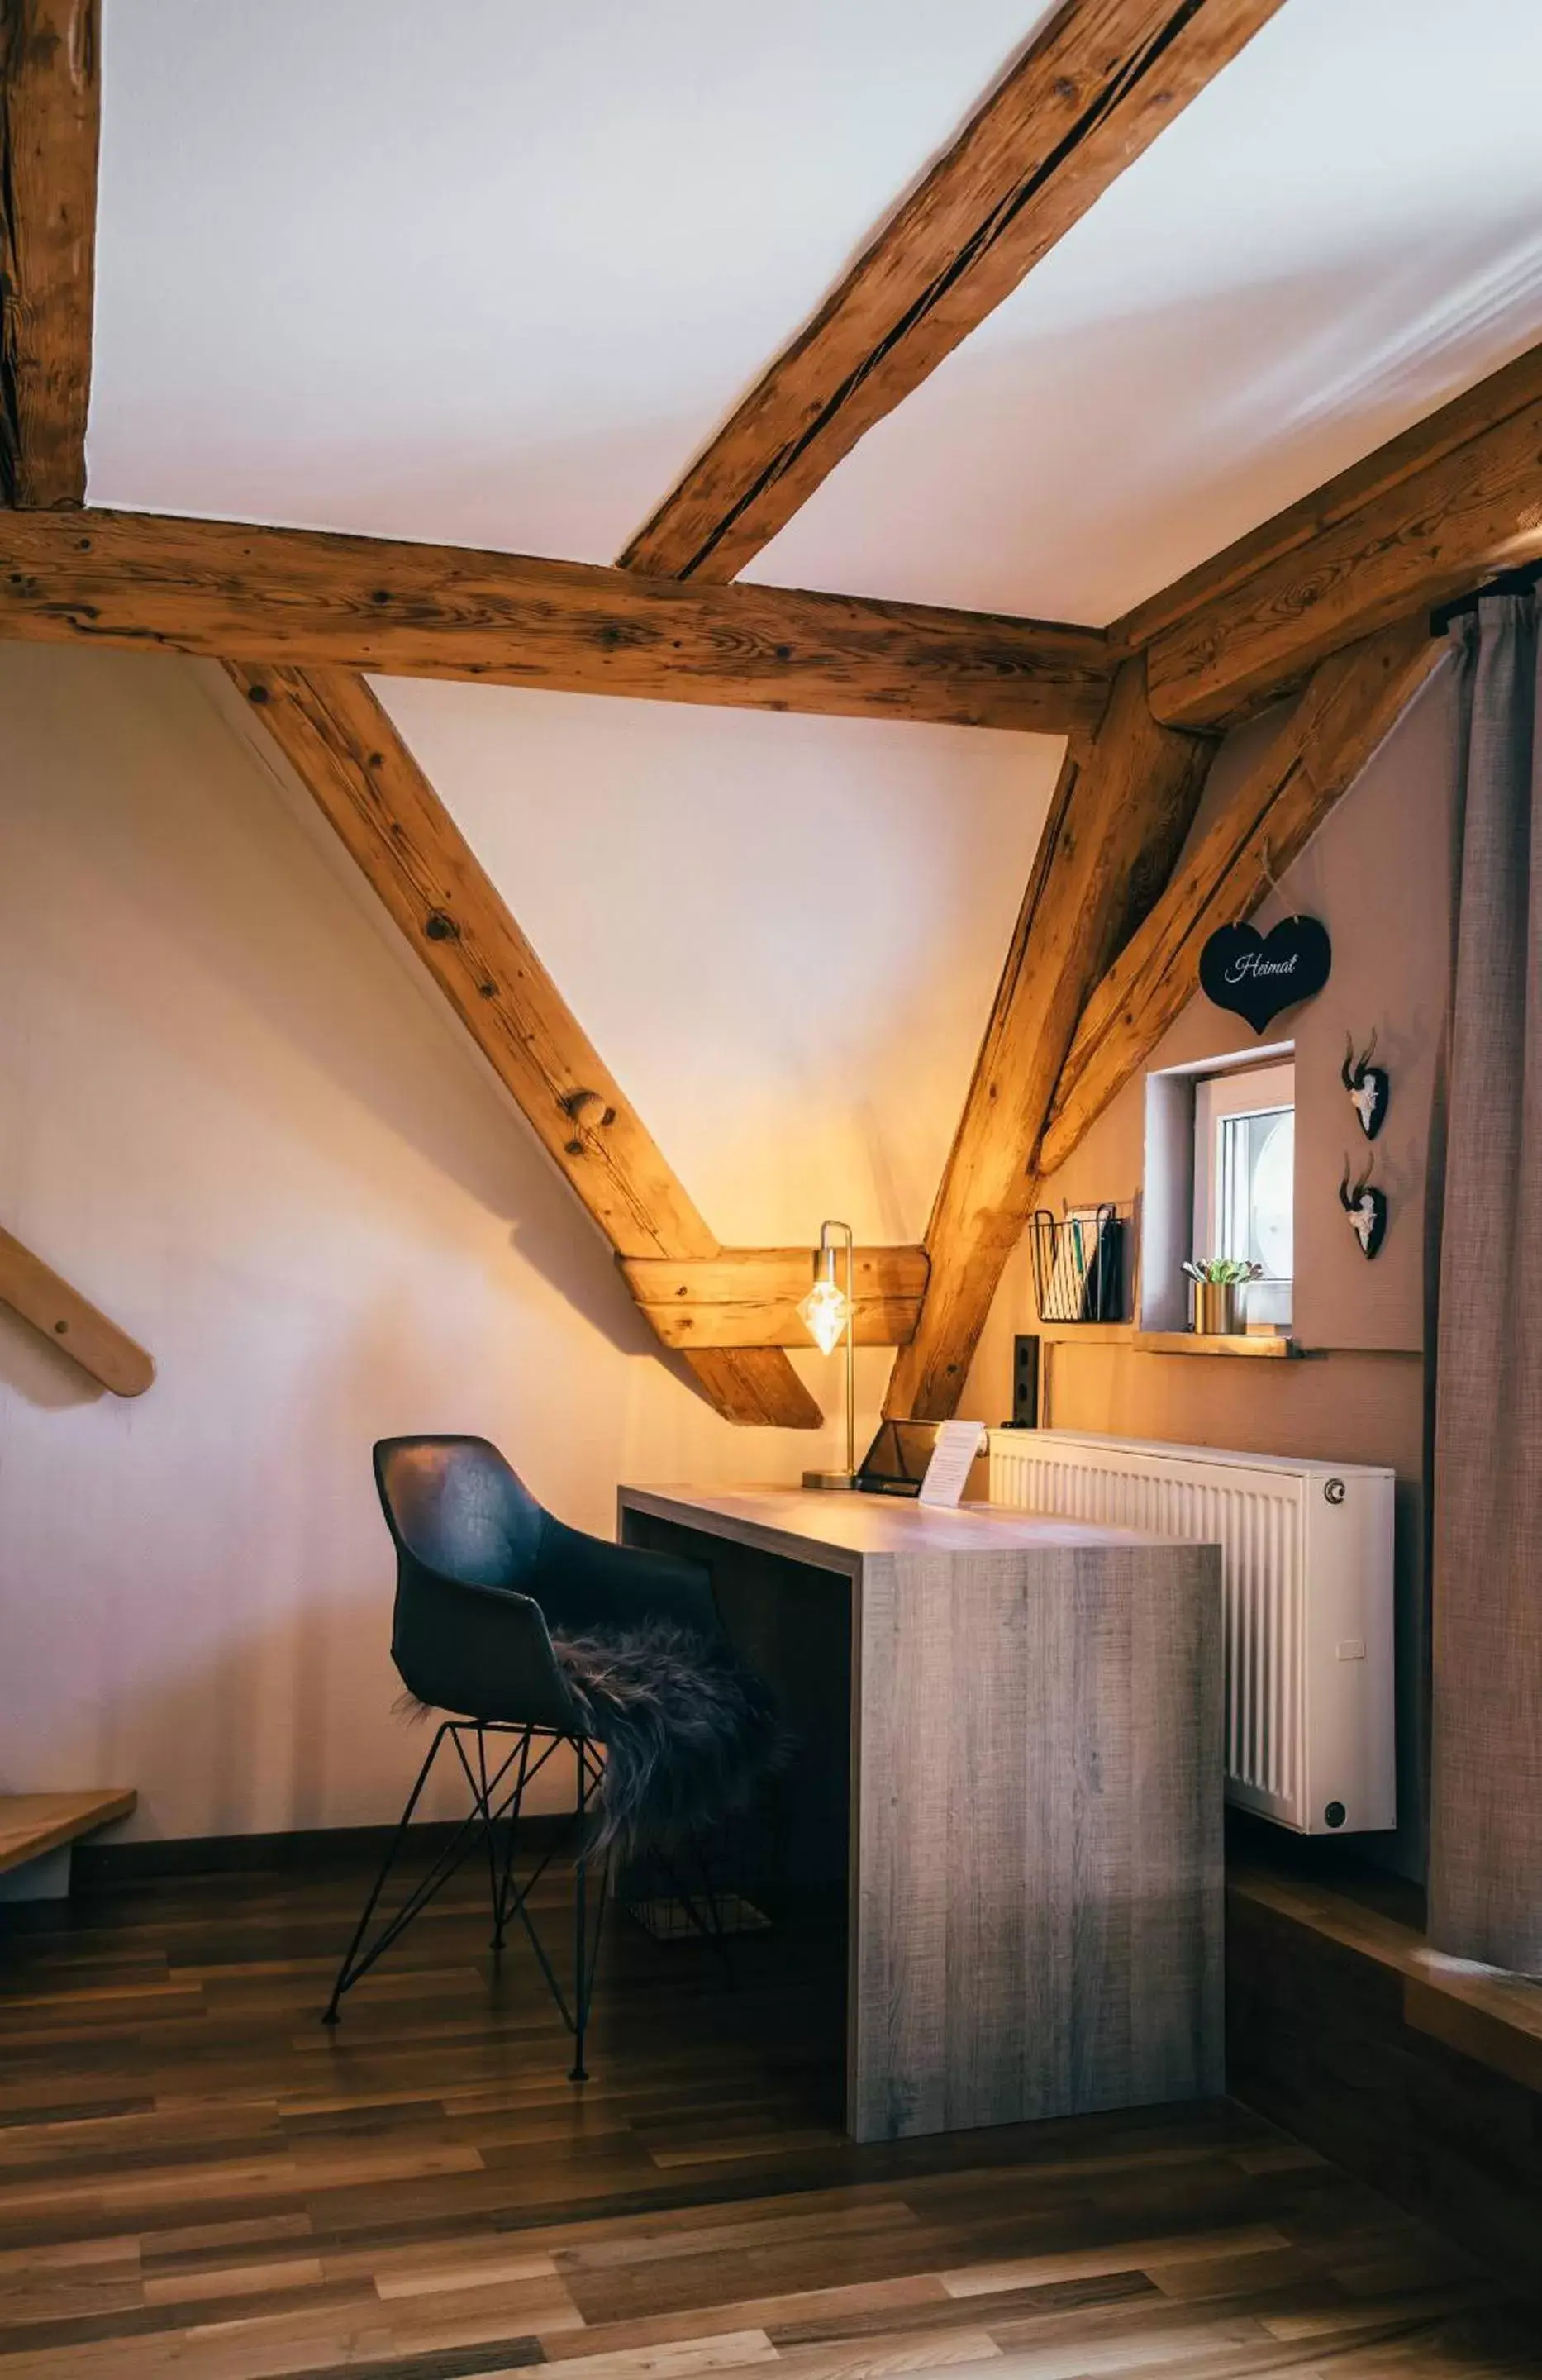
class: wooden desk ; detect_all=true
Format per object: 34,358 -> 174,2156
618,1486 -> 1223,2143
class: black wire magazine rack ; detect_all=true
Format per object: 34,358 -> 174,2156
1028,1202 -> 1126,1323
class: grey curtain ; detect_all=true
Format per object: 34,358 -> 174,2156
1430,592 -> 1542,1972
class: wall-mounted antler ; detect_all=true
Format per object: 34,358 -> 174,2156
1339,1151 -> 1387,1259
1342,1031 -> 1389,1140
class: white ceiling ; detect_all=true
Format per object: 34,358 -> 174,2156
88,0 -> 1048,567
90,0 -> 1542,626
746,0 -> 1542,623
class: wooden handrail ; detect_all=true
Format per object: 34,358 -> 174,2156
0,1226 -> 155,1397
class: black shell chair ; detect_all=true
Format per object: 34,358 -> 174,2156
323,1435 -> 716,2078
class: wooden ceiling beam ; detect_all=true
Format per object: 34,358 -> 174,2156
621,1247 -> 928,1349
885,655 -> 1215,1421
0,505 -> 1112,733
1040,616 -> 1444,1175
229,662 -> 821,1430
1125,340 -> 1542,727
621,0 -> 1286,584
0,0 -> 98,507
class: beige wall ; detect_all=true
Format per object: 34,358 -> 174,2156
0,644 -> 1059,1841
964,658 -> 1457,1875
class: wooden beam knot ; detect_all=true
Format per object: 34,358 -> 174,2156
563,1088 -> 614,1153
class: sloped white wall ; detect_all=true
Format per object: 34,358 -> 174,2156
0,644 -> 1056,1840
374,679 -> 1057,1246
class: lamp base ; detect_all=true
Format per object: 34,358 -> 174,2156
802,1468 -> 857,1491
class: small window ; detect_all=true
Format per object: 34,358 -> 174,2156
1193,1061 -> 1294,1326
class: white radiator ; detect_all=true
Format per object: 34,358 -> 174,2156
988,1429 -> 1396,1835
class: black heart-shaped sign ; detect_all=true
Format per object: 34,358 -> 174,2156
1199,916 -> 1331,1035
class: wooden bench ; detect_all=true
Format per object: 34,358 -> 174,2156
0,1790 -> 137,1880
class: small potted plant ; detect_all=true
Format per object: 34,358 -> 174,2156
1183,1258 -> 1262,1336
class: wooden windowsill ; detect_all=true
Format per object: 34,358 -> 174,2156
1032,1322 -> 1294,1358
1135,1330 -> 1295,1359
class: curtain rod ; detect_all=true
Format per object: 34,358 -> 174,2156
1430,560 -> 1542,635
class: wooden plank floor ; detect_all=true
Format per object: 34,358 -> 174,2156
0,1852 -> 1538,2380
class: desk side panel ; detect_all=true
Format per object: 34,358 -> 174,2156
852,1542 -> 1221,2141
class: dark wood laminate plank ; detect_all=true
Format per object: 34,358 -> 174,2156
0,2271 -> 368,2356
0,1860 -> 1536,2378
0,2098 -> 155,2130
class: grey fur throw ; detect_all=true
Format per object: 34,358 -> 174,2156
552,1621 -> 787,1852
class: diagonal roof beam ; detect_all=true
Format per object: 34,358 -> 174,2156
621,0 -> 1285,583
1124,338 -> 1542,726
1,0 -> 98,507
1039,616 -> 1444,1173
885,654 -> 1215,1421
228,663 -> 821,1430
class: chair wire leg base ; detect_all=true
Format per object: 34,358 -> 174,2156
321,1721 -> 605,2082
322,1721 -> 455,2026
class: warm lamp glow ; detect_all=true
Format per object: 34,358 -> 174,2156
797,1274 -> 851,1358
800,1221 -> 857,1491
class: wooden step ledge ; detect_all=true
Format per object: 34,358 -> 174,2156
0,1790 -> 138,1877
1230,1863 -> 1542,2096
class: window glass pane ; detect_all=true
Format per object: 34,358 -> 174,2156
1250,1109 -> 1293,1277
1216,1104 -> 1292,1279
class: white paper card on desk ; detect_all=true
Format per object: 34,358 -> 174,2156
918,1420 -> 988,1508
